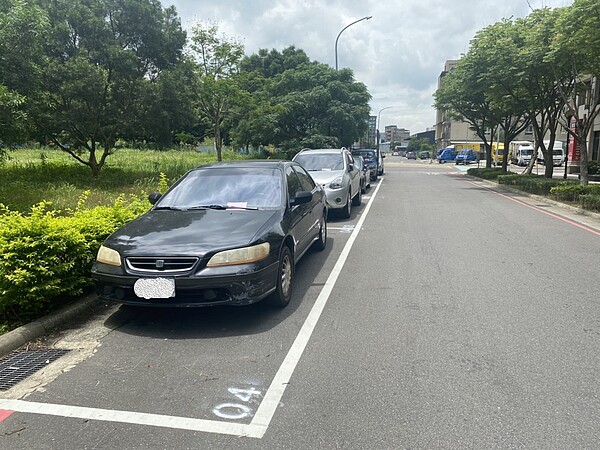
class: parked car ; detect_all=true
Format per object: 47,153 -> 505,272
406,151 -> 416,160
455,149 -> 477,164
375,148 -> 385,175
91,160 -> 328,309
419,151 -> 431,160
352,155 -> 371,193
293,148 -> 361,218
351,149 -> 379,181
437,147 -> 457,163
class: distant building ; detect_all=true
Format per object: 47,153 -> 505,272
412,130 -> 435,145
384,125 -> 410,145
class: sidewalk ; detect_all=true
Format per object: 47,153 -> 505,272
0,294 -> 101,358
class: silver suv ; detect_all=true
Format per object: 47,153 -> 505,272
292,148 -> 361,218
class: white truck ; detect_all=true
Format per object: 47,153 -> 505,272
537,140 -> 565,166
509,141 -> 535,166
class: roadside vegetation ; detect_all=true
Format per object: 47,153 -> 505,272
467,167 -> 600,213
434,0 -> 600,185
0,148 -> 252,334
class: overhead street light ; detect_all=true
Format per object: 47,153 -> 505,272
335,15 -> 372,70
376,106 -> 397,151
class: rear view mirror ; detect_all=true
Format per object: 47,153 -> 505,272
291,191 -> 313,206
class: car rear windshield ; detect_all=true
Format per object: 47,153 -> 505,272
352,151 -> 375,161
294,153 -> 344,171
156,167 -> 283,209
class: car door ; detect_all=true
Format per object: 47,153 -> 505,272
285,164 -> 313,259
345,151 -> 360,197
293,164 -> 323,244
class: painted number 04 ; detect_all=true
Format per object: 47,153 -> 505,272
213,387 -> 262,420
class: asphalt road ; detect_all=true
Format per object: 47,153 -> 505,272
1,160 -> 599,449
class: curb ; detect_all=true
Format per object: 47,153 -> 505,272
0,294 -> 99,358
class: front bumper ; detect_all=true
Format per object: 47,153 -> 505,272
91,261 -> 279,307
321,185 -> 351,210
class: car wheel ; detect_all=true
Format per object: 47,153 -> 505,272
268,245 -> 293,307
361,181 -> 366,194
314,212 -> 327,251
352,187 -> 361,206
341,192 -> 352,218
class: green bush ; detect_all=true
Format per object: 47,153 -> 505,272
549,184 -> 585,201
0,193 -> 148,323
497,174 -> 572,195
580,194 -> 600,211
466,167 -> 504,180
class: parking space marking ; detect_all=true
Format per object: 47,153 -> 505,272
0,178 -> 386,439
249,177 -> 384,436
0,399 -> 264,437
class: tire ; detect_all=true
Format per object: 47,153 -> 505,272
340,192 -> 352,218
361,181 -> 366,194
313,212 -> 327,251
268,246 -> 293,307
352,187 -> 361,206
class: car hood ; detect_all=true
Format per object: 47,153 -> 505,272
104,209 -> 280,256
308,170 -> 344,185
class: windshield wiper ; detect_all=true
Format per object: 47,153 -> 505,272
153,206 -> 186,211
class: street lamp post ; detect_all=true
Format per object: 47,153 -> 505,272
377,106 -> 395,151
335,15 -> 372,70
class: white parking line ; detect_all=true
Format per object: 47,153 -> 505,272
0,178 -> 386,438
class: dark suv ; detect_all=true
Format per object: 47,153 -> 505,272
351,149 -> 379,181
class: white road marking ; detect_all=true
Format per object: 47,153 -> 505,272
0,177 -> 386,438
249,176 -> 384,436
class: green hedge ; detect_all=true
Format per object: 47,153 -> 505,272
466,167 -> 504,180
0,192 -> 149,323
497,174 -> 577,195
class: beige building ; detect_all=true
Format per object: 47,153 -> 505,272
384,125 -> 411,145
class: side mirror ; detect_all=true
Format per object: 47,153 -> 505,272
148,192 -> 162,205
291,190 -> 313,206
348,163 -> 354,171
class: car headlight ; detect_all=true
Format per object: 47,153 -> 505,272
329,176 -> 343,189
207,242 -> 270,267
96,245 -> 122,266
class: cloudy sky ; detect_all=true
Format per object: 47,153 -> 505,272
169,0 -> 573,135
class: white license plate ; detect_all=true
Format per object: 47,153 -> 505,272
133,277 -> 175,299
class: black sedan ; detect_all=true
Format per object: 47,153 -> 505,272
91,160 -> 328,308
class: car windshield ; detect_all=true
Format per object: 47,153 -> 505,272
353,151 -> 375,161
553,149 -> 563,156
294,153 -> 344,171
156,167 -> 283,210
522,149 -> 534,155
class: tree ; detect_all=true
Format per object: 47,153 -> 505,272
434,56 -> 497,168
466,19 -> 532,174
0,0 -> 49,148
237,48 -> 371,154
9,0 -> 186,176
551,0 -> 600,186
189,23 -> 245,161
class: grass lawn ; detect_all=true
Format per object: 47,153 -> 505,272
1,147 -> 255,212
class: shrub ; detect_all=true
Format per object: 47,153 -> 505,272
497,174 -> 570,195
550,184 -> 585,201
0,193 -> 148,323
466,167 -> 504,180
580,194 -> 600,212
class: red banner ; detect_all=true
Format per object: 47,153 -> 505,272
568,117 -> 580,162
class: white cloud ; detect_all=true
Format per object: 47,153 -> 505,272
169,0 -> 573,133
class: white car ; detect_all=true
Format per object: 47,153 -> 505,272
293,148 -> 362,219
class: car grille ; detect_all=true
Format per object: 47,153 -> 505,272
125,257 -> 199,273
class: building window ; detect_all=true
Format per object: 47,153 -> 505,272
592,131 -> 600,162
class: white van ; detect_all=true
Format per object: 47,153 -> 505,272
538,140 -> 565,166
509,141 -> 535,166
